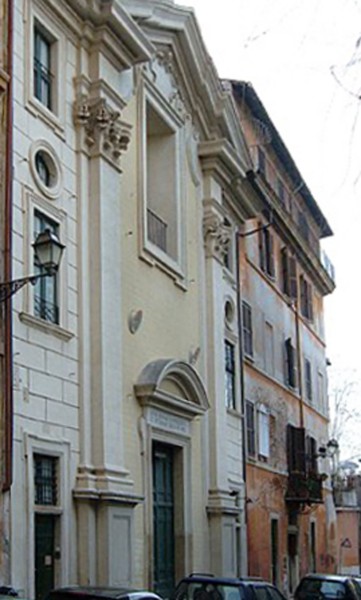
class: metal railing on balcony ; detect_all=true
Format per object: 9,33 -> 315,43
147,208 -> 168,253
285,471 -> 324,504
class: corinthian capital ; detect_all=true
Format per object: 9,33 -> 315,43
203,212 -> 232,262
74,96 -> 131,169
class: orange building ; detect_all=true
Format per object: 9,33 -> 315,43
229,81 -> 337,594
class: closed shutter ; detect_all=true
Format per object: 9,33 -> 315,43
287,425 -> 306,473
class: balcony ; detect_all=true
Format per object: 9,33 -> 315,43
285,471 -> 324,505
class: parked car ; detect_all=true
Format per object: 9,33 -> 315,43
172,573 -> 287,600
294,574 -> 361,600
45,587 -> 164,600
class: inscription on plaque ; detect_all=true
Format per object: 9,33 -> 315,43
147,408 -> 190,435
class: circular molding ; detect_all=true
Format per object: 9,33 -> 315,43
29,140 -> 63,199
224,297 -> 236,330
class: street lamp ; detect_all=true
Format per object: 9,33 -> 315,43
0,229 -> 65,303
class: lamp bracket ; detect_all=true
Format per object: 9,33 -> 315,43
0,271 -> 52,303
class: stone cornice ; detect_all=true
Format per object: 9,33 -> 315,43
61,0 -> 154,68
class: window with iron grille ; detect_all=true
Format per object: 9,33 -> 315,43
34,454 -> 58,505
225,341 -> 236,410
305,358 -> 313,402
246,401 -> 256,457
242,301 -> 253,358
33,210 -> 60,324
34,23 -> 53,110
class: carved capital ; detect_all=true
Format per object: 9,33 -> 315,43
73,96 -> 131,169
203,213 -> 232,262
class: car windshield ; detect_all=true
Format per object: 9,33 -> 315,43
297,579 -> 348,599
173,582 -> 244,600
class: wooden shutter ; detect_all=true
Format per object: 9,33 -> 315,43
287,425 -> 306,473
281,247 -> 289,295
285,338 -> 296,388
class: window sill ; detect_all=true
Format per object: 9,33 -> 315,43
140,242 -> 187,290
19,312 -> 74,341
26,97 -> 65,140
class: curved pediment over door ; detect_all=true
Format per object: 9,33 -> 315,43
134,359 -> 209,419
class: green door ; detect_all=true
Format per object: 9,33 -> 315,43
35,514 -> 56,600
153,443 -> 175,598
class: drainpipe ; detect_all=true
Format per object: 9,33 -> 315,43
4,0 -> 14,492
235,228 -> 248,576
293,299 -> 304,429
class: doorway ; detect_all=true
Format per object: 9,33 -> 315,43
35,514 -> 57,600
152,442 -> 175,598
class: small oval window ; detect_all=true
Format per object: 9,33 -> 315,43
35,150 -> 56,188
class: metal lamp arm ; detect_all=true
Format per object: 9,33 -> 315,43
0,271 -> 52,303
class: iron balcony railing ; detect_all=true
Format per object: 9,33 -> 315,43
147,207 -> 167,253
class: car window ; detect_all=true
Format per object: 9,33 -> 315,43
252,587 -> 270,600
297,579 -> 347,600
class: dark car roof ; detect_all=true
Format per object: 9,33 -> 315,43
299,574 -> 356,583
179,576 -> 268,585
47,587 -> 162,600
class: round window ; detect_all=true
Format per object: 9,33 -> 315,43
29,141 -> 63,199
225,299 -> 235,328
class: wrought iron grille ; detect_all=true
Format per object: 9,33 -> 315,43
34,455 -> 58,506
147,208 -> 167,253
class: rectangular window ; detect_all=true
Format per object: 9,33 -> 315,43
34,454 -> 58,506
34,23 -> 53,110
305,435 -> 318,474
298,211 -> 309,243
281,247 -> 297,299
285,338 -> 297,389
246,401 -> 256,457
300,275 -> 313,320
146,102 -> 178,262
225,341 -> 236,410
258,405 -> 270,459
33,210 -> 59,324
258,147 -> 266,177
277,178 -> 285,205
242,301 -> 253,358
305,358 -> 313,402
259,225 -> 275,278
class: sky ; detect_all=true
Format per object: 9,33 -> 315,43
180,0 -> 361,458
